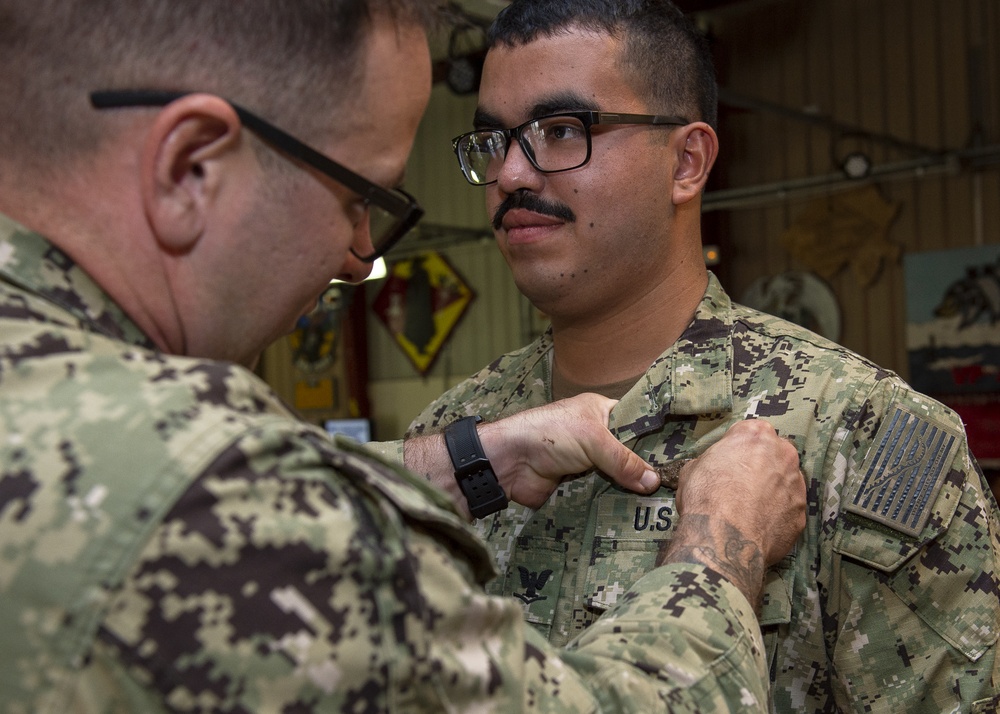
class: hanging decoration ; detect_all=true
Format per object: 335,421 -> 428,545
741,271 -> 842,342
372,251 -> 475,375
780,185 -> 901,287
259,283 -> 358,421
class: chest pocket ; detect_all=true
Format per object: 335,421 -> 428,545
759,567 -> 794,627
499,536 -> 567,636
583,492 -> 677,613
582,490 -> 795,660
759,563 -> 795,684
834,465 -> 999,662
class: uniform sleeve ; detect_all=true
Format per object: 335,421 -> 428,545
84,423 -> 770,713
828,383 -> 1000,711
556,564 -> 770,712
364,438 -> 404,464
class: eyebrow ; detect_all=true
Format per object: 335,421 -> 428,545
474,92 -> 601,130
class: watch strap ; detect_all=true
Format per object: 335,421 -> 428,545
443,416 -> 509,519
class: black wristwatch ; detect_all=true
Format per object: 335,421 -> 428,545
443,416 -> 509,519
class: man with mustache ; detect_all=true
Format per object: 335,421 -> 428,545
385,0 -> 1000,711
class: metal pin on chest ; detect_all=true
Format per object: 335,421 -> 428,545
652,460 -> 692,490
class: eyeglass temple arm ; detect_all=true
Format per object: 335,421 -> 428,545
90,90 -> 412,215
594,112 -> 690,126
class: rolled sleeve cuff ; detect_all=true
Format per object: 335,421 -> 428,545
567,563 -> 769,712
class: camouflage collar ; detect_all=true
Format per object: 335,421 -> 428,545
0,213 -> 156,348
609,273 -> 735,440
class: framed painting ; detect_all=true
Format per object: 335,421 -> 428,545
904,245 -> 1000,465
371,251 -> 476,375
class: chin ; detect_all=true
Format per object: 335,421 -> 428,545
242,353 -> 262,371
517,285 -> 568,319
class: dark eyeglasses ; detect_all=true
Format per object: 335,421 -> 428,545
90,90 -> 424,262
452,111 -> 690,186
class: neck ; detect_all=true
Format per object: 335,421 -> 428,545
0,176 -> 182,356
550,266 -> 708,387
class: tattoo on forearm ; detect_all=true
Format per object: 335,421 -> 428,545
660,513 -> 765,606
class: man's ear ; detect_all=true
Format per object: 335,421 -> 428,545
671,123 -> 719,206
140,94 -> 244,253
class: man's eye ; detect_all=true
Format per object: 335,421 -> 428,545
543,123 -> 584,141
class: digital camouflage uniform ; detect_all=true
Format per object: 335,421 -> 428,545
0,214 -> 775,713
402,273 -> 1000,713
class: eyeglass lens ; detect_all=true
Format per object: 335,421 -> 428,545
458,115 -> 591,185
363,203 -> 407,260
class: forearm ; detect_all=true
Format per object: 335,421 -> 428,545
402,432 -> 469,513
659,512 -> 767,608
366,435 -> 473,518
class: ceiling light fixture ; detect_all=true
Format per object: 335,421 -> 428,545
841,151 -> 872,180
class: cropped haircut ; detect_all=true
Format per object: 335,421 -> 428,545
0,0 -> 444,166
487,0 -> 718,129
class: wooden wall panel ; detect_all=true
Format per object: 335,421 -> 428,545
405,86 -> 486,229
710,0 -> 999,377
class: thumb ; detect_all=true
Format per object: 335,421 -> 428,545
596,442 -> 660,493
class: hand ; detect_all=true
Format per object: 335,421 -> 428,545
477,393 -> 661,509
661,419 -> 806,606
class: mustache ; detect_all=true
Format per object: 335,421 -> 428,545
491,192 -> 576,231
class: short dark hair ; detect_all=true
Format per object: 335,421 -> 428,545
487,0 -> 717,128
0,0 -> 444,165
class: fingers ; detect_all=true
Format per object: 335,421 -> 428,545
478,393 -> 661,507
560,394 -> 659,493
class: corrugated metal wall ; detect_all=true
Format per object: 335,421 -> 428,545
711,0 -> 999,373
360,0 -> 1000,439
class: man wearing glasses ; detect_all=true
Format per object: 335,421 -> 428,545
0,0 -> 811,711
394,0 -> 1000,712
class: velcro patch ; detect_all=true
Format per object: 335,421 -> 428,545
845,406 -> 959,537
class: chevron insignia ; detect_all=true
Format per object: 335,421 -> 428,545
845,406 -> 959,537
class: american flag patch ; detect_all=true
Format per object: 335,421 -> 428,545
845,406 -> 959,537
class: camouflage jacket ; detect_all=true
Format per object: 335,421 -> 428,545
0,216 -> 775,713
406,273 -> 1000,713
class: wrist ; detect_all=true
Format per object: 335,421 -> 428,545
659,512 -> 766,608
443,416 -> 509,519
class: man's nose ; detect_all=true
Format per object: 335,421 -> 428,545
495,137 -> 544,193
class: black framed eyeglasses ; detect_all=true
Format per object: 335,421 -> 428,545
90,89 -> 424,262
451,111 -> 690,186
